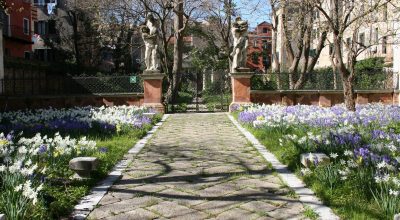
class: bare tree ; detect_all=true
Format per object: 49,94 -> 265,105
313,0 -> 398,110
268,0 -> 328,90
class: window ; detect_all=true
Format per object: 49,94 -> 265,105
375,28 -> 379,44
2,13 -> 10,36
35,21 -> 47,35
383,3 -> 388,21
262,28 -> 269,33
24,52 -> 31,60
383,36 -> 387,54
34,49 -> 54,61
262,40 -> 268,50
346,37 -> 351,47
329,43 -> 334,55
309,49 -> 317,57
48,20 -> 56,34
312,28 -> 319,40
34,0 -> 46,6
313,10 -> 320,20
23,18 -> 29,35
359,33 -> 365,46
253,40 -> 257,47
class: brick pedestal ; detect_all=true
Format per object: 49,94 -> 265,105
230,70 -> 254,112
142,71 -> 165,113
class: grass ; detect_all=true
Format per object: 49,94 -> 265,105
233,114 -> 387,220
303,206 -> 319,220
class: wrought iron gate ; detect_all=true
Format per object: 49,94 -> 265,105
166,71 -> 231,113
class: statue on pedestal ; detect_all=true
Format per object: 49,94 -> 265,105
231,17 -> 249,72
141,14 -> 160,72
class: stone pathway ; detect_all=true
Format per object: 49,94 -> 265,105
88,113 -> 307,220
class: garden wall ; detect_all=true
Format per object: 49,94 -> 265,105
0,93 -> 144,111
251,90 -> 398,106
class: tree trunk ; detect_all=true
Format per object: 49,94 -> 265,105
333,31 -> 356,111
342,73 -> 356,111
171,1 -> 184,103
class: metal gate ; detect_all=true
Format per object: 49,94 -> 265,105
166,71 -> 231,113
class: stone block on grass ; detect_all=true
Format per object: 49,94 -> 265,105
69,157 -> 99,178
0,214 -> 6,220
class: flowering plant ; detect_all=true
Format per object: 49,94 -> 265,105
237,103 -> 400,218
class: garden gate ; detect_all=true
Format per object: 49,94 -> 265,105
166,71 -> 231,113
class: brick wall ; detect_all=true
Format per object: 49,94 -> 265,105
251,90 -> 398,106
0,94 -> 144,111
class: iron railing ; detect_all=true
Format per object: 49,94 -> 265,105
0,75 -> 143,96
251,70 -> 397,91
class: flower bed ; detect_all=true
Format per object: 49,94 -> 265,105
234,104 -> 400,219
0,106 -> 161,219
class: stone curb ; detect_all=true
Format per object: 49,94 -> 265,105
227,114 -> 340,220
70,114 -> 170,220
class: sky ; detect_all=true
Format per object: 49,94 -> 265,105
235,0 -> 271,28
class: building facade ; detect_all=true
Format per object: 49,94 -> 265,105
3,0 -> 34,59
32,0 -> 59,62
247,22 -> 272,73
273,1 -> 400,74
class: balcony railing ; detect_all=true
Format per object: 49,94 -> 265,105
3,25 -> 33,43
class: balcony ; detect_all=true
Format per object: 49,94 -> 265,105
3,25 -> 33,44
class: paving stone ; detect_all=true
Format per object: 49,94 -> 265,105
102,208 -> 159,220
89,196 -> 162,218
215,208 -> 259,220
88,113 -> 305,219
147,201 -> 205,219
192,200 -> 239,215
240,201 -> 278,213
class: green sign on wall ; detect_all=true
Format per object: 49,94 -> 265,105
130,76 -> 137,84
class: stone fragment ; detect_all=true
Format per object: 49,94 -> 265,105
69,157 -> 99,178
0,214 -> 6,220
143,112 -> 156,118
300,153 -> 330,167
394,213 -> 400,220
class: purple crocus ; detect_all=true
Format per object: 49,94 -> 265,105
99,147 -> 108,153
38,144 -> 47,154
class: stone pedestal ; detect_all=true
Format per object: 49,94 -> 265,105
142,70 -> 165,113
230,68 -> 254,112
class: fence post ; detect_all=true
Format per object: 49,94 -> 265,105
0,19 -> 4,94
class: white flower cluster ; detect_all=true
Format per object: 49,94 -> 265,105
0,131 -> 97,205
0,105 -> 148,127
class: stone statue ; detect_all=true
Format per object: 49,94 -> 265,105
231,17 -> 249,72
141,14 -> 160,71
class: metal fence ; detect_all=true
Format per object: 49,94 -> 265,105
0,75 -> 144,96
251,70 -> 397,91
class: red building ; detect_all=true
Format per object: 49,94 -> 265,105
247,21 -> 272,73
3,0 -> 34,59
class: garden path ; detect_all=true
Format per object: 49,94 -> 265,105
88,113 -> 306,220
